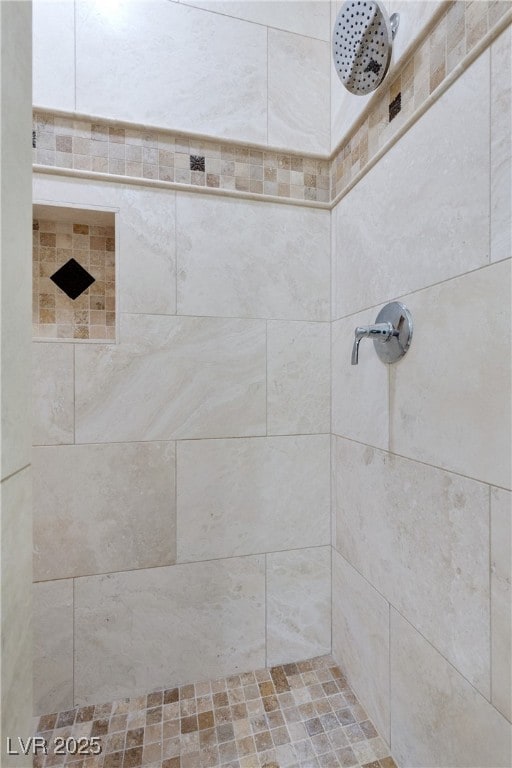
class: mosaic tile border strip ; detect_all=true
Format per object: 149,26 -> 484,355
33,655 -> 398,768
330,0 -> 512,201
32,2 -> 511,209
32,113 -> 330,205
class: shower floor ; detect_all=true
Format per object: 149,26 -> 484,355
33,655 -> 397,768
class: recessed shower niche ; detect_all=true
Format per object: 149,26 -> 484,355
32,204 -> 116,341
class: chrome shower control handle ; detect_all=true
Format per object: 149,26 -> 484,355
351,322 -> 395,365
350,302 -> 413,366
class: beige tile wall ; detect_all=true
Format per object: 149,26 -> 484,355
331,24 -> 512,768
0,2 -> 33,761
31,12 -> 511,766
32,174 -> 332,714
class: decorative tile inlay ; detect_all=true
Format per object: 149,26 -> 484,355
190,154 -> 205,172
32,114 -> 330,204
33,215 -> 116,341
388,93 -> 401,123
33,655 -> 398,768
32,2 -> 510,208
50,257 -> 95,300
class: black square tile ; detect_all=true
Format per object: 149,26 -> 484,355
50,258 -> 95,300
190,155 -> 205,171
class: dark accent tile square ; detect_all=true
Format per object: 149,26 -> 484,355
147,691 -> 163,708
32,130 -> 37,148
50,258 -> 95,300
123,746 -> 143,768
389,92 -> 402,122
305,717 -> 324,736
125,728 -> 143,749
146,706 -> 162,725
164,688 -> 179,704
337,708 -> 356,726
360,719 -> 378,739
104,752 -> 124,768
56,709 -> 76,727
190,155 -> 205,171
76,705 -> 95,723
38,713 -> 57,732
198,710 -> 214,730
91,718 -> 109,736
180,715 -> 198,733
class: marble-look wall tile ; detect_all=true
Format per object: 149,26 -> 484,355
333,437 -> 491,696
33,579 -> 73,715
1,6 -> 32,482
331,311 -> 389,449
176,194 -> 330,321
490,25 -> 511,263
391,609 -> 512,768
1,2 -> 33,756
32,342 -> 74,446
1,468 -> 32,751
33,0 -> 75,112
74,557 -> 265,704
75,313 -> 266,443
266,547 -> 331,666
268,29 -> 330,154
332,549 -> 390,743
33,442 -> 176,581
491,486 -> 512,722
177,435 -> 330,562
33,176 -> 176,317
267,321 -> 330,435
390,260 -> 511,489
118,186 -> 176,316
332,51 -> 490,319
76,1 -> 267,145
180,0 -> 331,41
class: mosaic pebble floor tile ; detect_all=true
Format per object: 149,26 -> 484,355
33,655 -> 397,768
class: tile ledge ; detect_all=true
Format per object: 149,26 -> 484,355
32,165 -> 330,210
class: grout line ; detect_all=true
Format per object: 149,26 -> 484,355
34,434 -> 331,447
388,602 -> 392,749
73,0 -> 77,113
489,484 -> 493,704
331,432 -> 511,492
334,549 -> 501,713
331,256 -> 512,325
176,0 -> 331,43
489,37 -> 493,265
266,26 -> 269,148
33,164 -> 330,211
264,552 -> 268,668
265,320 -> 268,437
0,463 -> 31,485
33,544 -> 332,585
72,577 -> 76,706
174,441 -> 178,565
174,192 -> 178,314
33,310 -> 331,325
73,343 -> 76,444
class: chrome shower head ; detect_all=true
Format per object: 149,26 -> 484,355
332,1 -> 399,95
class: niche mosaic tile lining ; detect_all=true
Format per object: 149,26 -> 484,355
32,2 -> 510,209
33,216 -> 116,341
33,655 -> 397,768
